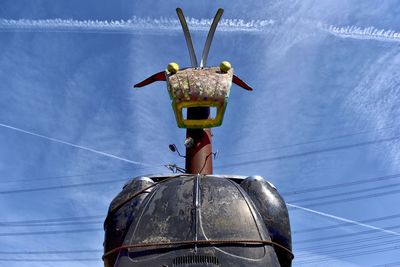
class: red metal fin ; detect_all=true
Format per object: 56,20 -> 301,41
232,74 -> 253,91
133,71 -> 166,88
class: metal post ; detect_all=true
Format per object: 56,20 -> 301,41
185,107 -> 213,174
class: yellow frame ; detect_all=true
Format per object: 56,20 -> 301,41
173,100 -> 227,128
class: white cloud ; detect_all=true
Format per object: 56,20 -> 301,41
320,24 -> 400,43
0,17 -> 275,34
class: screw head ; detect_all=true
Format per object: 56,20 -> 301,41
220,61 -> 231,73
167,62 -> 179,74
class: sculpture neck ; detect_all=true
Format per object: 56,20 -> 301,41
185,107 -> 213,174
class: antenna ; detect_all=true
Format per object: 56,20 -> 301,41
200,8 -> 224,68
176,8 -> 198,67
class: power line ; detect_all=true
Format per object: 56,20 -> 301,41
374,261 -> 400,267
216,135 -> 400,169
295,245 -> 400,264
0,228 -> 102,236
296,241 -> 400,265
2,126 -> 397,184
296,238 -> 400,257
289,187 -> 400,208
0,122 -> 157,167
0,249 -> 102,255
0,215 -> 103,225
0,166 -> 149,184
0,258 -> 100,262
288,182 -> 400,203
289,203 -> 400,238
0,178 -> 129,195
294,213 -> 400,234
282,173 -> 400,196
0,220 -> 103,227
226,124 -> 399,157
296,231 -> 398,250
296,225 -> 400,244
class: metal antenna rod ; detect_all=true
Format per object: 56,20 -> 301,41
176,8 -> 198,68
200,8 -> 224,68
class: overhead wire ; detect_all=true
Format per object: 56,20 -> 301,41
0,228 -> 102,236
288,187 -> 400,208
295,225 -> 400,244
2,124 -> 397,185
281,173 -> 400,196
296,230 -> 399,250
294,213 -> 400,234
287,181 -> 400,203
0,258 -> 100,262
0,249 -> 102,255
0,122 -> 162,167
0,215 -> 103,225
0,166 -> 151,184
295,245 -> 400,264
0,177 -> 129,195
374,261 -> 400,267
216,135 -> 400,169
225,124 -> 399,157
295,237 -> 400,256
289,203 -> 400,238
0,220 -> 103,227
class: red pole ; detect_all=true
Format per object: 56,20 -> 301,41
185,107 -> 213,174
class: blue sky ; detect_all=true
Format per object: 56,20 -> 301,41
0,0 -> 400,266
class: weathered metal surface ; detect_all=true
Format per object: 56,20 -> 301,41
240,175 -> 293,267
106,175 -> 285,267
166,67 -> 233,103
104,177 -> 155,267
127,177 -> 195,246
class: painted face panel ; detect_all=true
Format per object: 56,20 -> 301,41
166,67 -> 233,103
166,67 -> 233,128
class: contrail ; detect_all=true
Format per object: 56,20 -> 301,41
1,15 -> 399,44
1,16 -> 399,44
0,122 -> 155,167
287,203 -> 400,236
319,23 -> 400,43
0,17 -> 275,34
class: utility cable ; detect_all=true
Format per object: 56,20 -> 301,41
0,178 -> 129,195
282,173 -> 400,196
225,124 -> 400,157
0,122 -> 160,167
295,245 -> 400,264
0,258 -> 100,262
294,213 -> 400,234
0,228 -> 102,236
288,204 -> 400,239
0,220 -> 103,227
0,215 -> 103,225
0,166 -> 150,184
0,249 -> 102,255
216,135 -> 400,169
288,182 -> 400,203
289,187 -> 400,208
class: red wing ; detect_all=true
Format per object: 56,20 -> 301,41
134,71 -> 166,88
232,74 -> 253,91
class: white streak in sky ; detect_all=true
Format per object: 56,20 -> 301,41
1,17 -> 399,44
287,203 -> 400,236
0,17 -> 275,34
319,23 -> 400,42
0,122 -> 156,167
